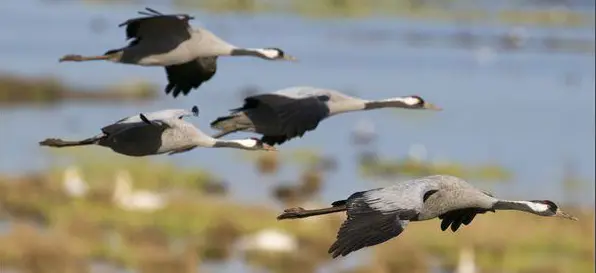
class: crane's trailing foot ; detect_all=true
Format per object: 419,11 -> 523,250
59,54 -> 115,62
39,136 -> 101,147
277,207 -> 307,220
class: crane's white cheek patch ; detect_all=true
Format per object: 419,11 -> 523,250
526,202 -> 549,212
236,139 -> 257,147
257,49 -> 280,59
403,97 -> 421,106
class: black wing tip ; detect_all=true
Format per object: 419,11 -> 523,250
328,244 -> 353,259
139,113 -> 151,124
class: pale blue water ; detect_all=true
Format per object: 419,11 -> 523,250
0,0 -> 594,210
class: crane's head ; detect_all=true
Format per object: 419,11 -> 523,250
402,95 -> 442,110
527,200 -> 578,220
368,95 -> 441,111
258,48 -> 297,62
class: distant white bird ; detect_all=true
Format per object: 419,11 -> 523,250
237,229 -> 297,253
473,46 -> 496,66
351,118 -> 377,145
112,169 -> 165,212
62,166 -> 88,198
455,246 -> 476,273
408,143 -> 428,162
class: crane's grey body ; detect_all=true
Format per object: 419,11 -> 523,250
58,8 -> 296,98
277,174 -> 577,258
97,114 -> 208,156
39,107 -> 275,156
122,27 -> 234,67
357,175 -> 490,220
211,86 -> 441,146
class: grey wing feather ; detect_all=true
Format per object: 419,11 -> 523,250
436,189 -> 496,232
273,86 -> 357,102
101,109 -> 193,135
329,192 -> 411,258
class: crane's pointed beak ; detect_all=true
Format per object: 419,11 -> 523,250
555,209 -> 578,221
423,102 -> 442,111
282,55 -> 298,62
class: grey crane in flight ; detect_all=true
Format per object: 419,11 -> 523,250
58,8 -> 297,98
39,106 -> 276,156
210,86 -> 441,146
277,175 -> 578,258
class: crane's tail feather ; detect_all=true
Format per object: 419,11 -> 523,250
277,203 -> 347,220
39,135 -> 103,148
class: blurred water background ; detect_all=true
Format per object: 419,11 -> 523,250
0,0 -> 594,273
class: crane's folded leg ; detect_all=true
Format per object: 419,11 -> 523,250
39,134 -> 104,148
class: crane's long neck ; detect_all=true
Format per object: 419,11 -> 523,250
492,200 -> 549,215
363,98 -> 416,110
193,133 -> 254,150
230,48 -> 272,59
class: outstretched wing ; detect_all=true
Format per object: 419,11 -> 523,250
118,8 -> 194,41
328,192 -> 417,258
236,93 -> 330,146
105,8 -> 195,55
101,108 -> 198,135
164,57 -> 218,98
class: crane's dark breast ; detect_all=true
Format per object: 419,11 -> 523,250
164,57 -> 218,98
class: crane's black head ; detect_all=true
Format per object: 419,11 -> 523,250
528,200 -> 558,213
191,105 -> 199,117
527,200 -> 578,220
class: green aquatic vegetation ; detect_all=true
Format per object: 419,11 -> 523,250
167,0 -> 595,27
0,74 -> 158,104
359,156 -> 513,182
0,148 -> 593,272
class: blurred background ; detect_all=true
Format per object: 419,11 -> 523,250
0,0 -> 594,273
